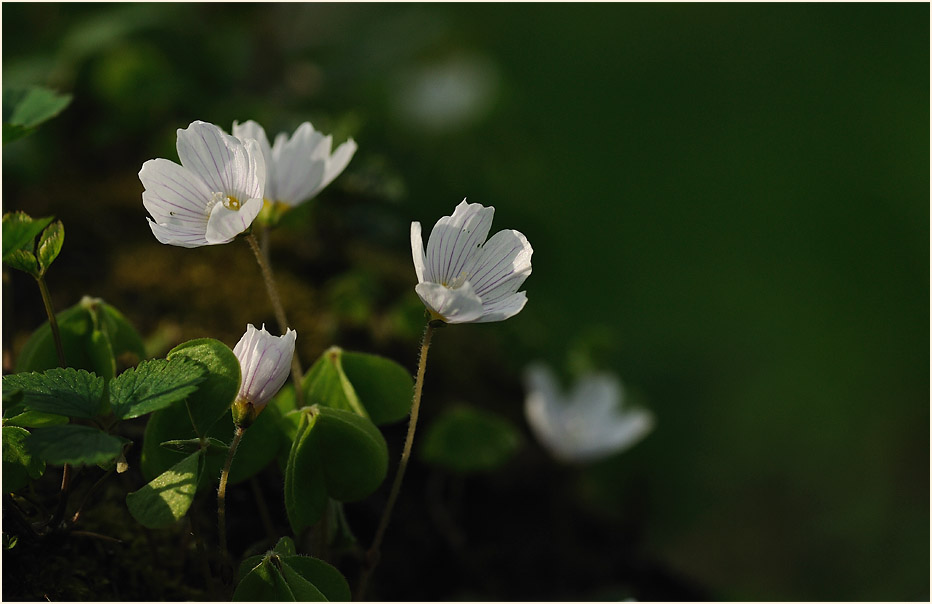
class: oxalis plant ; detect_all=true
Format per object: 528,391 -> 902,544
2,116 -> 534,601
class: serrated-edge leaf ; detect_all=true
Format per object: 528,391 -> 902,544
126,451 -> 201,529
3,426 -> 46,491
27,424 -> 124,466
110,357 -> 207,420
2,212 -> 53,259
5,248 -> 38,276
2,368 -> 105,419
36,220 -> 64,275
2,409 -> 69,428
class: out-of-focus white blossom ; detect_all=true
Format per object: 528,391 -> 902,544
524,363 -> 653,463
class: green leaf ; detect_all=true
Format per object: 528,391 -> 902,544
278,559 -> 328,601
2,86 -> 71,143
110,357 -> 206,420
303,347 -> 414,425
272,536 -> 297,556
341,350 -> 414,425
27,424 -> 124,466
303,347 -> 367,418
283,406 -> 389,533
167,338 -> 240,436
4,248 -> 38,276
2,410 -> 69,428
126,451 -> 202,529
283,410 -> 329,534
3,426 -> 45,492
14,297 -> 145,376
313,407 -> 389,501
2,212 -> 53,259
36,220 -> 64,275
420,405 -> 523,473
2,368 -> 104,419
140,394 -> 286,487
281,554 -> 351,602
159,437 -> 228,455
233,557 -> 296,601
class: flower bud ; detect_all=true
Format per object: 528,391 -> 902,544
232,324 -> 296,428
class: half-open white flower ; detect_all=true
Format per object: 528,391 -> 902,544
231,323 -> 296,427
232,120 -> 357,208
411,199 -> 532,324
140,120 -> 266,248
524,363 -> 654,463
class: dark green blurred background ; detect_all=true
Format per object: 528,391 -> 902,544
3,3 -> 928,601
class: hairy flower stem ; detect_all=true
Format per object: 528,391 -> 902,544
218,425 -> 246,583
356,322 -> 435,601
245,233 -> 305,407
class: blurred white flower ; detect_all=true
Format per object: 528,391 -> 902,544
232,120 -> 357,208
232,324 -> 296,427
524,364 -> 654,463
411,199 -> 532,324
140,120 -> 266,247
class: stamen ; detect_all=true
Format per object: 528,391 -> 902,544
208,191 -> 242,211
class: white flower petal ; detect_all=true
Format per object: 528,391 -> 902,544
272,122 -> 326,205
425,200 -> 494,285
176,121 -> 263,202
147,218 -> 209,248
523,364 -> 653,463
411,221 -> 427,284
475,291 -> 527,323
321,138 -> 357,190
140,158 -> 211,224
234,324 -> 297,410
468,229 -> 533,303
232,120 -> 274,197
415,281 -> 484,323
205,197 -> 263,244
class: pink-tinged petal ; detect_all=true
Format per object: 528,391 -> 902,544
234,324 -> 296,410
475,291 -> 527,323
415,281 -> 484,324
205,197 -> 263,244
147,218 -> 209,248
140,158 -> 211,224
468,228 -> 533,303
425,200 -> 494,285
411,221 -> 427,283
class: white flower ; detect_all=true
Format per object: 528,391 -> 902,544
140,121 -> 266,248
411,199 -> 532,323
231,120 -> 357,207
524,364 -> 654,463
232,324 -> 296,422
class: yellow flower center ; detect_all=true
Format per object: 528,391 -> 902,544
210,191 -> 241,211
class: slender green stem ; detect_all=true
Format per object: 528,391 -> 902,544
218,425 -> 246,579
356,322 -> 435,601
244,233 -> 306,407
36,275 -> 66,369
